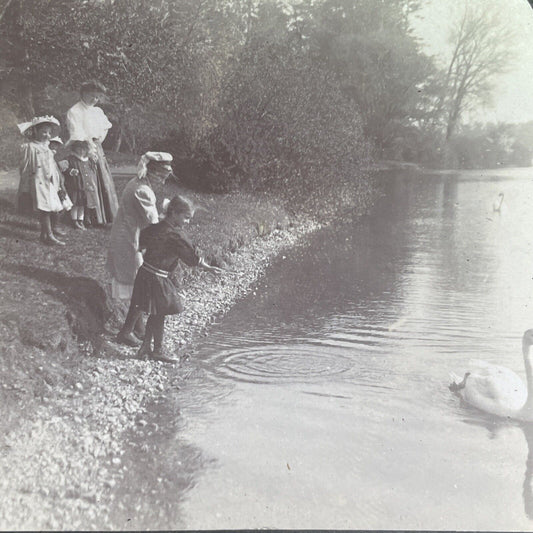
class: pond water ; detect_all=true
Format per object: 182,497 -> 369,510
122,168 -> 533,530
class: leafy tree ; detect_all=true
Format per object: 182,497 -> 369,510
0,0 -> 377,195
183,0 -> 371,203
0,0 -> 239,150
299,0 -> 438,157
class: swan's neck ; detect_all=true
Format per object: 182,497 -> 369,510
498,196 -> 504,209
522,342 -> 533,412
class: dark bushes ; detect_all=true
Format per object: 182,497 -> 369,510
166,33 -> 373,211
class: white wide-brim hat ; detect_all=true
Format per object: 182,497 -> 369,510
17,115 -> 61,136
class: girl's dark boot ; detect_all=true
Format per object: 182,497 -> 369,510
40,211 -> 65,246
51,212 -> 66,236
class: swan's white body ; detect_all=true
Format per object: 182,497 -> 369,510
450,330 -> 533,421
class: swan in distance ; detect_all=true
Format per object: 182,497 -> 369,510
493,192 -> 505,213
450,329 -> 533,421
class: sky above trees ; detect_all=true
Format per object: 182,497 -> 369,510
412,0 -> 533,124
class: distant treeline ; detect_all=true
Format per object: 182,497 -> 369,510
0,0 -> 527,200
442,122 -> 533,170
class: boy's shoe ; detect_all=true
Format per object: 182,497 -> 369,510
150,350 -> 178,364
136,343 -> 152,360
116,331 -> 141,347
49,234 -> 66,246
75,220 -> 87,231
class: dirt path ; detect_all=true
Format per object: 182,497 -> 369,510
0,164 -> 137,192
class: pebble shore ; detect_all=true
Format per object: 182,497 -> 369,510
0,215 -> 321,530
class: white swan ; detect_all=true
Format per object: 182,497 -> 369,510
449,329 -> 533,421
493,192 -> 505,212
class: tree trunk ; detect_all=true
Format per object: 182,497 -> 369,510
112,125 -> 123,152
23,78 -> 35,117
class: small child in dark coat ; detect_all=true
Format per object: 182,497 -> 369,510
64,140 -> 101,230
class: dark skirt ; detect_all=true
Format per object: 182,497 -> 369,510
94,145 -> 118,225
95,168 -> 112,224
130,266 -> 184,316
65,174 -> 85,207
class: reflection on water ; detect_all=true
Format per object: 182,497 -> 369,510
523,426 -> 533,520
459,413 -> 533,522
121,168 -> 533,530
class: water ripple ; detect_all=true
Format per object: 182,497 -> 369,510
205,343 -> 356,384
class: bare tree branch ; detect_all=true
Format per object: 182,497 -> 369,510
440,1 -> 516,140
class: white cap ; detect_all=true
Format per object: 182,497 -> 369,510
137,151 -> 173,179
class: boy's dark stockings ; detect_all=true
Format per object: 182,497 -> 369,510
133,314 -> 146,339
137,314 -> 155,358
151,315 -> 165,353
39,210 -> 51,240
117,305 -> 142,346
137,315 -> 175,363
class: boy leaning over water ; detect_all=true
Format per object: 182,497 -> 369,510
123,195 -> 223,363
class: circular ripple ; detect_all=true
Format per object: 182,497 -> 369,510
207,343 -> 355,384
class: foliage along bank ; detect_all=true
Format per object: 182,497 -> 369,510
0,0 -> 528,189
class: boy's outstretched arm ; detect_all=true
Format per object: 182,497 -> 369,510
198,257 -> 225,274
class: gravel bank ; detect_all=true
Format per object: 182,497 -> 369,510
0,212 -> 321,530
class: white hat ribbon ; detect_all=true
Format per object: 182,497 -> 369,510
17,121 -> 32,135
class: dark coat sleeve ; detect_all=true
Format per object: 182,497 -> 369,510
173,231 -> 201,267
139,225 -> 153,251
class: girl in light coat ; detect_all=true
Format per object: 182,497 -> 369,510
17,116 -> 66,246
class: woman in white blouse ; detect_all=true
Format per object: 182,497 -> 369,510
66,81 -> 118,224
